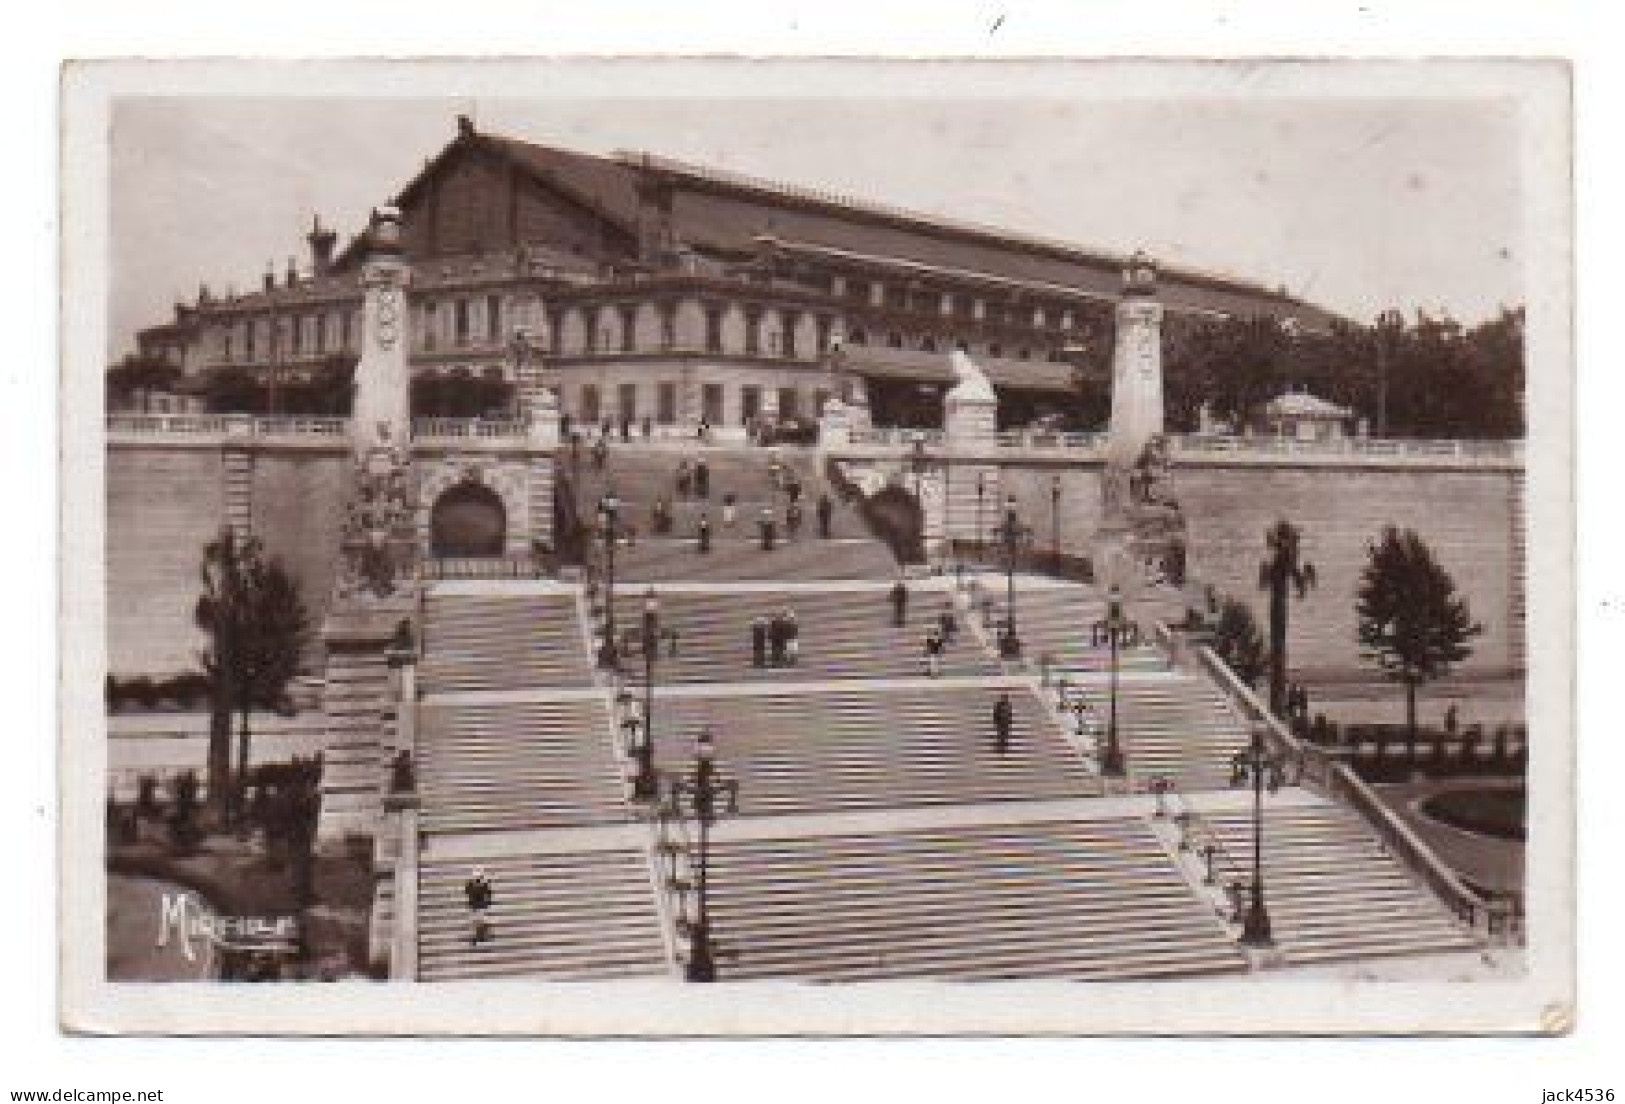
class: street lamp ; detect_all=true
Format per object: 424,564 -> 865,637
632,588 -> 678,801
666,727 -> 739,982
1375,308 -> 1404,439
974,472 -> 987,565
1229,724 -> 1289,948
909,431 -> 929,556
994,493 -> 1030,659
1049,473 -> 1062,568
1088,584 -> 1138,776
597,491 -> 622,670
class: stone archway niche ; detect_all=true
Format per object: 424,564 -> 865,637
430,480 -> 507,557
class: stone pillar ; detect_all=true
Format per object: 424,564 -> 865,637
819,396 -> 853,449
352,208 -> 412,457
944,349 -> 998,446
1107,251 -> 1165,467
222,415 -> 257,541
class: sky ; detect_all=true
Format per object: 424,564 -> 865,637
108,85 -> 1524,360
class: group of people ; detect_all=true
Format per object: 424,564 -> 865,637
750,609 -> 801,668
888,579 -> 963,678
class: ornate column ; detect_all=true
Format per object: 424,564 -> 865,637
944,350 -> 998,547
319,206 -> 420,843
1095,252 -> 1184,598
1107,251 -> 1165,467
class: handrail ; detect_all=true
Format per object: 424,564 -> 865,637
1190,639 -> 1493,937
389,807 -> 419,980
650,796 -> 697,967
411,417 -> 527,440
420,555 -> 541,580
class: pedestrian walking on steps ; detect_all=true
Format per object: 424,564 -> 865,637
939,602 -> 959,646
992,692 -> 1015,755
786,499 -> 803,539
695,459 -> 711,499
722,493 -> 738,528
923,626 -> 944,677
591,436 -> 609,471
464,867 -> 494,947
750,615 -> 768,668
890,579 -> 909,627
784,608 -> 801,666
620,415 -> 632,442
641,415 -> 652,439
817,493 -> 834,539
675,458 -> 693,499
697,512 -> 712,554
652,497 -> 672,535
768,612 -> 787,667
759,507 -> 777,551
600,417 -> 612,441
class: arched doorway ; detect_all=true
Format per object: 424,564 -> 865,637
431,482 -> 507,557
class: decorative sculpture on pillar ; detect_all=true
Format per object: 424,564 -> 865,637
338,207 -> 418,600
1096,252 -> 1186,593
944,349 -> 998,446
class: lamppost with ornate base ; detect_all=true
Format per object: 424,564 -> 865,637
1229,724 -> 1289,948
975,472 -> 987,564
1049,473 -> 1062,568
1089,584 -> 1138,776
666,727 -> 739,982
597,491 -> 621,670
631,588 -> 679,801
994,493 -> 1030,660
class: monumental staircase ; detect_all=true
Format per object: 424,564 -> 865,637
382,445 -> 1490,983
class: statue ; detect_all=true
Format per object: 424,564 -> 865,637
339,445 -> 416,601
1129,434 -> 1174,507
947,349 -> 996,403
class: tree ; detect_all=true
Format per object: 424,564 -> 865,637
1257,520 -> 1317,717
1355,526 -> 1482,756
1210,597 -> 1268,688
106,355 -> 184,412
195,530 -> 311,823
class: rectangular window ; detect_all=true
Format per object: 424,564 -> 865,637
815,314 -> 833,354
659,302 -> 677,351
580,383 -> 600,424
454,299 -> 470,346
745,309 -> 762,356
620,305 -> 638,353
618,382 -> 637,422
740,385 -> 761,425
316,313 -> 328,354
778,387 -> 799,420
290,315 -> 303,355
342,310 -> 353,350
246,321 -> 256,360
705,306 -> 724,353
548,310 -> 565,355
487,294 -> 502,343
222,331 -> 233,362
781,313 -> 798,359
584,309 -> 599,354
702,383 -> 725,426
422,301 -> 437,351
657,381 -> 677,424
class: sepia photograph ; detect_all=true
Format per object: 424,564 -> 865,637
58,57 -> 1573,1036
